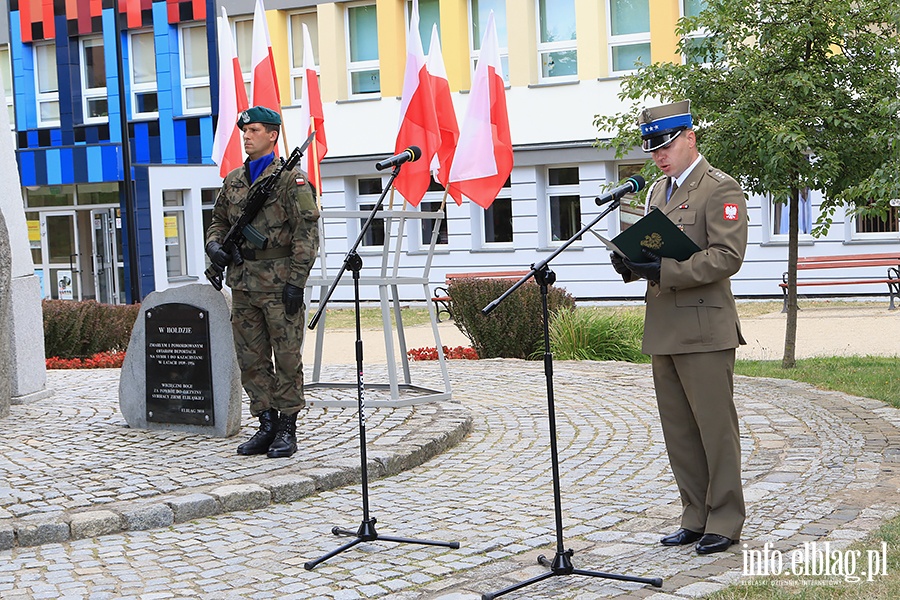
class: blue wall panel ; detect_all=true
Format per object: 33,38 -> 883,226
102,146 -> 121,181
86,146 -> 104,182
33,150 -> 47,185
19,151 -> 35,187
73,146 -> 88,183
59,148 -> 74,183
45,149 -> 61,184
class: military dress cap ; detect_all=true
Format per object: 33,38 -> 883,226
237,106 -> 282,130
638,100 -> 693,152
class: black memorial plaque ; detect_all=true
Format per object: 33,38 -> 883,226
145,303 -> 215,426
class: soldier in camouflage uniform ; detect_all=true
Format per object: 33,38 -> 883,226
205,106 -> 319,458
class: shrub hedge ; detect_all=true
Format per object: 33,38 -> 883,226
43,300 -> 140,359
449,277 -> 576,359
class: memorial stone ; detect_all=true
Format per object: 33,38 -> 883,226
0,65 -> 46,404
0,211 -> 11,418
119,284 -> 241,437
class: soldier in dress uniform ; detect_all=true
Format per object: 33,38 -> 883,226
610,100 -> 748,554
205,106 -> 319,458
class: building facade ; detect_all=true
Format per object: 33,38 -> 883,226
4,0 -> 899,304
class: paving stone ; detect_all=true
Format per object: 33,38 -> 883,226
69,510 -> 122,540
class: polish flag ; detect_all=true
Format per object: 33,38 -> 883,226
211,8 -> 249,178
425,24 -> 461,205
298,23 -> 328,193
250,0 -> 282,151
392,0 -> 440,207
448,11 -> 513,209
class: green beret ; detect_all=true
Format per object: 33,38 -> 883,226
237,106 -> 282,130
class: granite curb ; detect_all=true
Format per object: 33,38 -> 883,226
0,398 -> 473,551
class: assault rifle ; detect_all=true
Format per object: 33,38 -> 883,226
205,131 -> 315,291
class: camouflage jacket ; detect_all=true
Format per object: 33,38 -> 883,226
206,157 -> 319,292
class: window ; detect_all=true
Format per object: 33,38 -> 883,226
770,190 -> 813,238
201,188 -> 218,269
289,12 -> 319,104
80,36 -> 107,122
233,18 -> 253,100
547,167 -> 581,242
347,3 -> 380,95
34,42 -> 60,126
608,0 -> 650,73
681,0 -> 720,65
483,178 -> 513,244
854,205 -> 899,237
0,45 -> 13,126
410,0 -> 440,52
163,190 -> 188,278
357,177 -> 386,246
180,24 -> 211,113
419,179 -> 450,247
538,0 -> 577,81
616,164 -> 644,231
130,30 -> 158,117
470,0 -> 509,82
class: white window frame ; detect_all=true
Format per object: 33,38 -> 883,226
288,11 -> 319,105
545,165 -> 582,245
0,45 -> 14,128
536,0 -> 578,83
346,2 -> 381,97
471,183 -> 514,248
468,0 -> 510,83
179,23 -> 211,115
680,0 -> 715,66
762,191 -> 816,244
849,204 -> 900,241
232,17 -> 253,102
80,36 -> 108,124
34,41 -> 60,127
162,189 -> 189,278
129,29 -> 159,118
607,0 -> 651,75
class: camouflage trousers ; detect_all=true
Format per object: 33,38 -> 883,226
231,289 -> 306,416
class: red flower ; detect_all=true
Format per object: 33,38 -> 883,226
47,351 -> 126,369
407,346 -> 479,361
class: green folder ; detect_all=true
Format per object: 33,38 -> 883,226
598,208 -> 701,262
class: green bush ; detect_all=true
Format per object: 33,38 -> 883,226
546,307 -> 648,363
43,300 -> 140,359
449,277 -> 576,359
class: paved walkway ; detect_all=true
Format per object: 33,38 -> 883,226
2,356 -> 900,599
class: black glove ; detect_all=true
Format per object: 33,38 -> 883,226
205,241 -> 232,268
610,252 -> 631,281
623,249 -> 661,284
282,283 -> 304,316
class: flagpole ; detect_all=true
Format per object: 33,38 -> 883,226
280,122 -> 290,158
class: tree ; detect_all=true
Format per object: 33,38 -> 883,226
595,0 -> 900,368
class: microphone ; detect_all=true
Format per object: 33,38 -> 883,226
375,146 -> 422,171
595,175 -> 646,206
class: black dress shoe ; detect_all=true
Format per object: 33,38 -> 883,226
696,534 -> 735,554
660,528 -> 703,546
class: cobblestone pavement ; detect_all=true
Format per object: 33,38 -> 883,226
2,359 -> 900,599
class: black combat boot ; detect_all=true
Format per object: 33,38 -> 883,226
266,412 -> 298,458
236,409 -> 278,455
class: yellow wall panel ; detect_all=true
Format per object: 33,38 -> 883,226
377,0 -> 407,97
507,0 -> 537,86
266,10 -> 291,107
439,0 -> 471,91
317,3 -> 345,102
649,0 -> 680,65
576,0 -> 608,79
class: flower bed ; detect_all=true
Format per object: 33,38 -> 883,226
46,351 -> 126,369
407,346 -> 479,361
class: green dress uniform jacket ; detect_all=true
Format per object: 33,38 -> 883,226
626,157 -> 749,541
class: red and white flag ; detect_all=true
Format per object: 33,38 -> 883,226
298,23 -> 328,193
425,24 -> 461,205
250,0 -> 282,151
392,0 -> 440,207
211,7 -> 249,178
448,11 -> 512,209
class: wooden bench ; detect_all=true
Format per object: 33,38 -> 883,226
779,252 -> 900,312
432,271 -> 531,321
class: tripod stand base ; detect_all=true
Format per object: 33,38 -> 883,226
304,518 -> 460,571
481,549 -> 663,600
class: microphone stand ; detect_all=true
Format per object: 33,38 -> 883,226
480,198 -> 663,599
303,163 -> 459,571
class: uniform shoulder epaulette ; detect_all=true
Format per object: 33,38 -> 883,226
707,167 -> 727,181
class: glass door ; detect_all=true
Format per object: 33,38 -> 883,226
90,208 -> 120,304
42,212 -> 81,300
